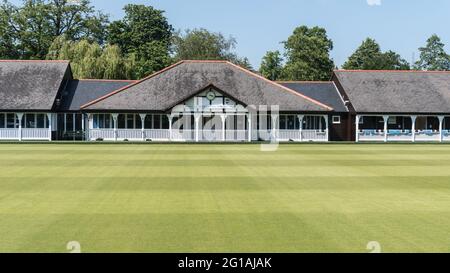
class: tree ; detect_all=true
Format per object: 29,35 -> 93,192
342,38 -> 409,70
173,28 -> 236,60
107,4 -> 173,78
172,28 -> 252,69
282,26 -> 334,81
379,50 -> 410,70
259,50 -> 283,80
415,34 -> 450,71
47,36 -> 134,79
0,1 -> 20,58
0,0 -> 108,59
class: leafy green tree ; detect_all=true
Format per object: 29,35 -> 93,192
415,34 -> 450,71
379,50 -> 410,70
107,4 -> 173,78
343,38 -> 409,70
259,50 -> 283,80
0,1 -> 20,59
173,28 -> 236,60
0,0 -> 108,59
282,26 -> 334,81
172,28 -> 252,69
47,36 -> 134,79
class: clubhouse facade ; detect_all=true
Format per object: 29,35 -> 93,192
0,59 -> 450,143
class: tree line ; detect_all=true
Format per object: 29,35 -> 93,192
1,1 -> 449,80
260,28 -> 450,81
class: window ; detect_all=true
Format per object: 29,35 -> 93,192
388,117 -> 397,125
279,115 -> 287,130
36,114 -> 46,128
135,115 -> 142,129
287,115 -> 296,130
66,114 -> 74,131
154,114 -> 161,129
93,114 -> 113,129
118,114 -> 126,129
24,114 -> 36,128
161,115 -> 169,129
144,115 -> 152,129
332,116 -> 341,124
0,113 -> 4,128
359,116 -> 364,124
6,114 -> 16,128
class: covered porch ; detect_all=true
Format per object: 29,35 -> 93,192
356,115 -> 450,142
86,112 -> 329,142
0,113 -> 55,141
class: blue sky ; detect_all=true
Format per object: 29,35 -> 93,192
14,0 -> 450,69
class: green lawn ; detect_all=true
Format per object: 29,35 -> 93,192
0,143 -> 449,253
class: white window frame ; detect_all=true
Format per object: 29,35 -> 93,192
332,115 -> 341,124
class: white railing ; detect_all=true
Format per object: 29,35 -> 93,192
415,130 -> 440,141
200,130 -> 223,141
443,130 -> 450,142
387,130 -> 413,141
359,130 -> 385,141
278,130 -> 302,141
225,130 -> 247,142
277,130 -> 327,142
144,129 -> 170,140
0,129 -> 19,139
89,129 -> 115,140
172,130 -> 194,141
359,129 -> 445,142
22,129 -> 49,140
116,129 -> 142,140
0,129 -> 50,140
302,130 -> 328,141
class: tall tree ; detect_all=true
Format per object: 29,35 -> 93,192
0,0 -> 108,59
107,4 -> 173,78
172,28 -> 236,60
47,36 -> 134,79
282,26 -> 334,81
259,50 -> 283,80
415,34 -> 450,71
343,38 -> 409,70
172,28 -> 252,69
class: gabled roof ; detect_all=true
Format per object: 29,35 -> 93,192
82,61 -> 332,112
334,70 -> 450,114
60,79 -> 136,111
278,81 -> 348,112
0,60 -> 70,111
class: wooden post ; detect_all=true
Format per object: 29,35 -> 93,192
438,116 -> 444,142
355,115 -> 360,143
247,113 -> 252,142
140,114 -> 146,141
112,113 -> 118,141
194,113 -> 201,142
220,114 -> 226,141
167,114 -> 173,141
383,115 -> 389,142
46,113 -> 52,141
17,113 -> 23,141
297,115 -> 304,142
411,115 -> 417,143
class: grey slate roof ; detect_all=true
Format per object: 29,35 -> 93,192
278,82 -> 348,112
60,80 -> 136,111
0,60 -> 70,110
82,61 -> 332,112
334,70 -> 450,114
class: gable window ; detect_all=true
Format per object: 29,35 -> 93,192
332,116 -> 341,124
